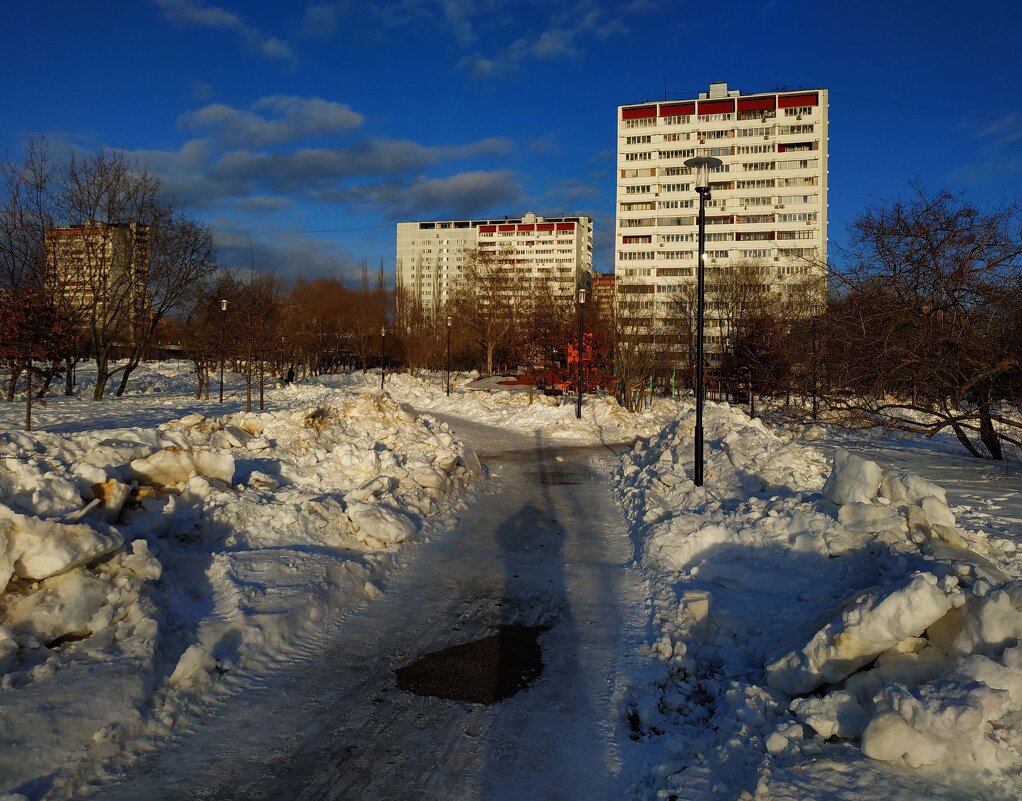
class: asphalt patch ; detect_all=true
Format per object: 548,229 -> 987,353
395,624 -> 549,705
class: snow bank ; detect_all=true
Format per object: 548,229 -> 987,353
765,571 -> 955,694
614,399 -> 1022,798
327,370 -> 678,445
0,379 -> 476,798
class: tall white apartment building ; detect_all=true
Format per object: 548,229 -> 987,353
396,212 -> 593,314
615,81 -> 828,349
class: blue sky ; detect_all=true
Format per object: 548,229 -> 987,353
2,0 -> 1019,284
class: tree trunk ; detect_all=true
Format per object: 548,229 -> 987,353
93,372 -> 110,401
7,367 -> 21,402
950,421 -> 983,458
64,357 -> 76,396
114,360 -> 140,397
978,406 -> 1003,460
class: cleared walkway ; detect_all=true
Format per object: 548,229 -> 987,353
94,417 -> 650,800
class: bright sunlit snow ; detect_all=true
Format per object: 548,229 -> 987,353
1,364 -> 1021,801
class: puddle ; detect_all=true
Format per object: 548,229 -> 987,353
538,469 -> 580,485
395,624 -> 549,705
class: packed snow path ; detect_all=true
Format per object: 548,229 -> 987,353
93,416 -> 648,800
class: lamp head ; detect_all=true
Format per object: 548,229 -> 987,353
683,156 -> 724,189
220,299 -> 228,311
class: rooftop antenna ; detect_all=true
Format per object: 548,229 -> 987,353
664,72 -> 668,101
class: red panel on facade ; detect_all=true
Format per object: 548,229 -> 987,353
536,223 -> 554,231
778,93 -> 818,108
517,224 -> 535,232
556,223 -> 575,231
697,99 -> 735,114
737,97 -> 776,112
622,105 -> 656,120
478,225 -> 496,233
659,102 -> 695,116
498,224 -> 515,231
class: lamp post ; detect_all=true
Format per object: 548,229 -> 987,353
811,315 -> 818,421
575,284 -> 587,419
446,315 -> 452,397
380,326 -> 386,389
683,155 -> 722,487
219,299 -> 228,403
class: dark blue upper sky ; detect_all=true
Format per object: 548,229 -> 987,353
3,0 -> 1019,284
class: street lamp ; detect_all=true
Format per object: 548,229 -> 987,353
219,298 -> 228,403
380,326 -> 386,389
575,284 -> 587,419
446,315 -> 452,397
683,155 -> 722,487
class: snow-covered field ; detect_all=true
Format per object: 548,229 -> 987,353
1,363 -> 1021,800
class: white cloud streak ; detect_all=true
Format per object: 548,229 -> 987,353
153,0 -> 295,63
179,96 -> 365,147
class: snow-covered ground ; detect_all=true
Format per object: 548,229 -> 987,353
0,365 -> 481,799
2,363 -> 1021,800
615,401 -> 1022,800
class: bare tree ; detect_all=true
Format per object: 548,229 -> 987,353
613,290 -> 672,411
450,246 -> 520,375
114,208 -> 217,396
821,185 -> 1022,458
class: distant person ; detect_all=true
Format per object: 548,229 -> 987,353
285,367 -> 295,384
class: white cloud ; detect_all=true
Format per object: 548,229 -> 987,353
299,1 -> 346,38
458,1 -> 635,76
179,96 -> 365,147
153,0 -> 295,63
315,169 -> 523,218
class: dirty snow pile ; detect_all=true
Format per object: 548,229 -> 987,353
329,370 -> 678,444
615,400 -> 1022,800
0,389 -> 476,798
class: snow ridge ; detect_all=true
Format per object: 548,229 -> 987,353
614,400 -> 1022,800
0,387 -> 476,799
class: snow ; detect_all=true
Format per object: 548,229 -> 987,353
765,571 -> 956,694
0,365 -> 478,798
823,447 -> 883,505
1,362 -> 1021,800
613,397 -> 1022,799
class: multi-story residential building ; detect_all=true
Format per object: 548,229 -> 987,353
590,272 -> 615,322
614,81 -> 828,357
44,221 -> 150,324
396,212 -> 593,314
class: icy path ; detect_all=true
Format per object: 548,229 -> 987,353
92,416 -> 649,800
